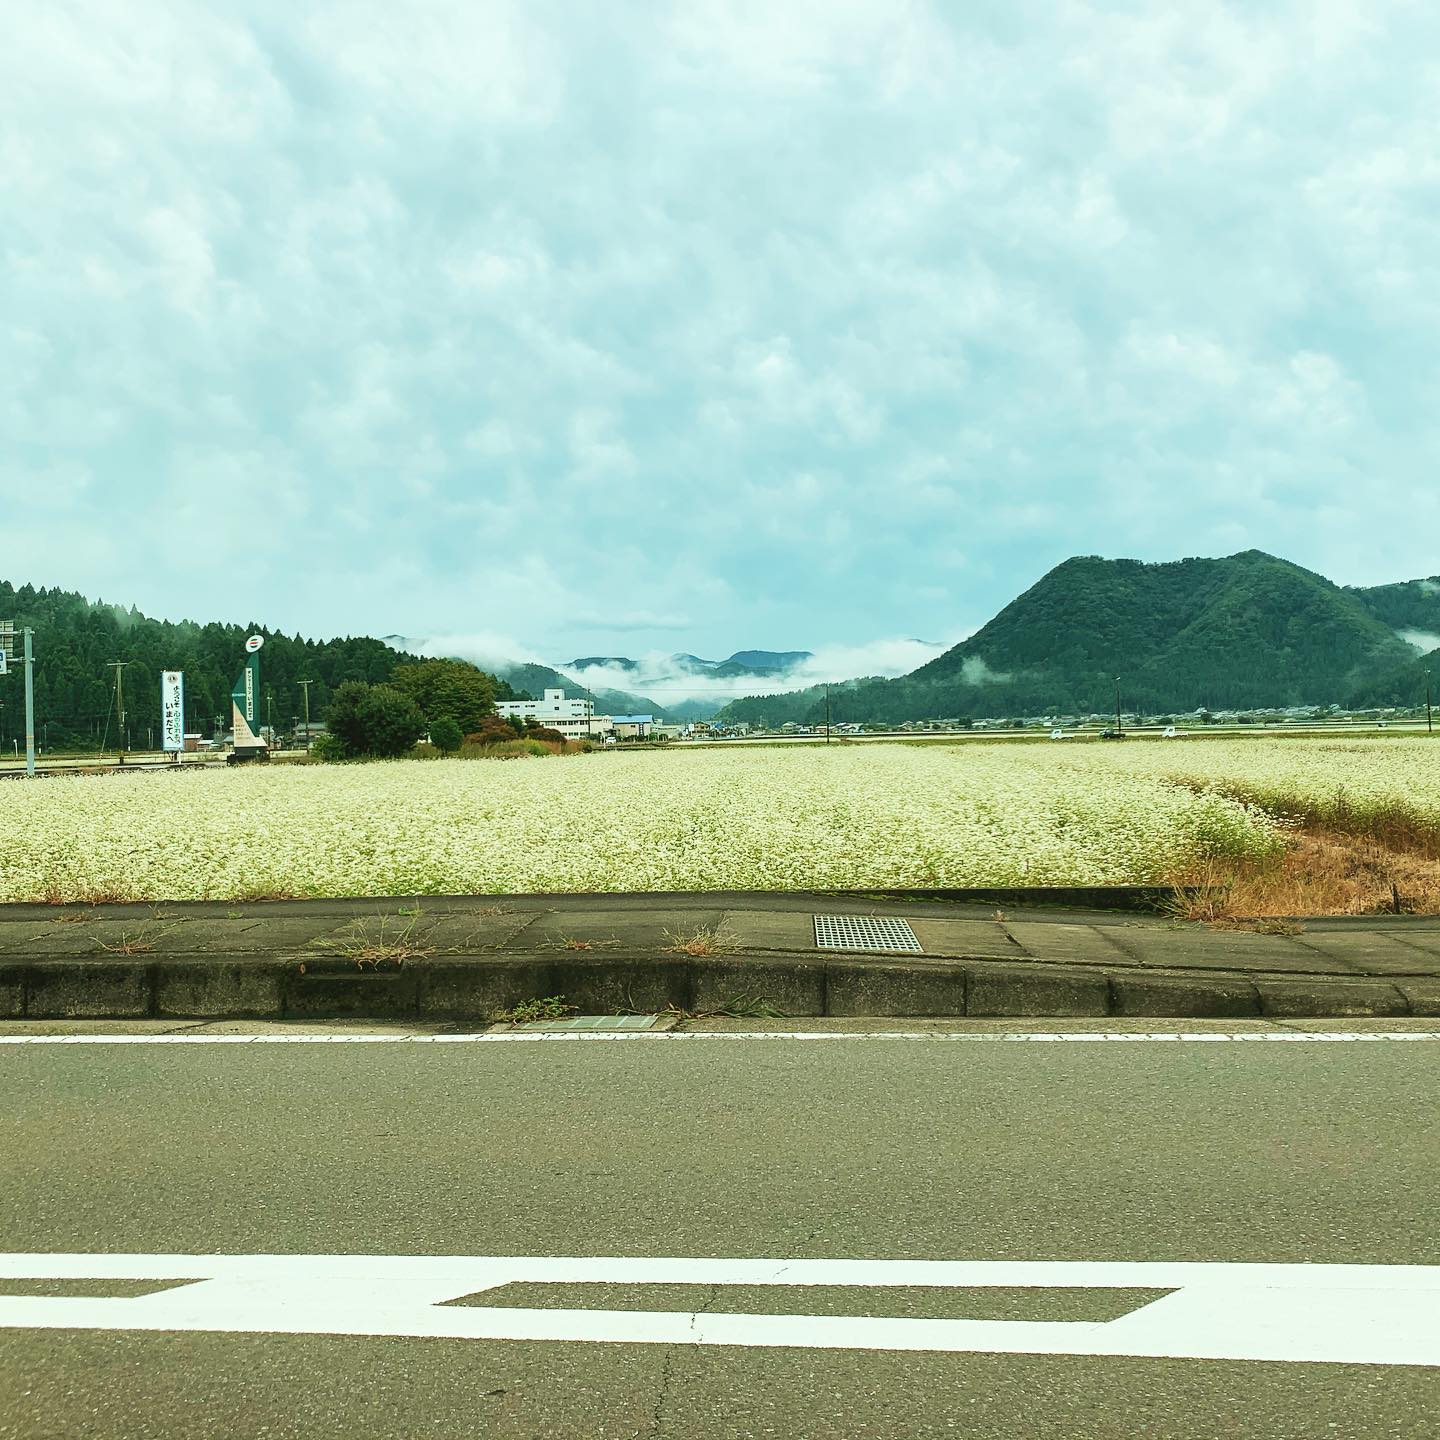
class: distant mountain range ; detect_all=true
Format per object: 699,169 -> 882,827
381,644 -> 818,721
713,552 -> 1440,728
11,554 -> 1434,744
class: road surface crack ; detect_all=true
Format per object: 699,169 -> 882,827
646,1283 -> 721,1439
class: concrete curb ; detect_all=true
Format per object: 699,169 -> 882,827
0,951 -> 1427,1022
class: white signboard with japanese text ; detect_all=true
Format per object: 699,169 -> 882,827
161,671 -> 185,752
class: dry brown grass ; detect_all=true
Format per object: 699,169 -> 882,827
1168,827 -> 1440,921
662,924 -> 740,957
93,921 -> 177,955
39,884 -> 130,906
315,914 -> 437,967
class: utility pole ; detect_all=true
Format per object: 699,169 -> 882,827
1114,676 -> 1123,737
1427,670 -> 1433,736
22,629 -> 34,777
266,689 -> 275,748
298,679 -> 312,744
107,662 -> 129,765
825,685 -> 832,745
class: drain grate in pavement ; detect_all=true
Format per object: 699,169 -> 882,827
514,1014 -> 661,1032
813,914 -> 923,954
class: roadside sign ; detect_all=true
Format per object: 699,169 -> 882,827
230,636 -> 267,754
0,620 -> 12,675
161,672 -> 185,752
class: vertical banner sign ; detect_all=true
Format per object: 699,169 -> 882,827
161,671 -> 185,752
230,635 -> 267,751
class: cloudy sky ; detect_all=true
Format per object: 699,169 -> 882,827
5,0 -> 1439,680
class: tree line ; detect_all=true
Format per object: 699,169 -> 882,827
0,581 -> 524,752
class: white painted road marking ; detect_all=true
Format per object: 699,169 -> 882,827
0,1256 -> 1436,1365
0,1031 -> 1437,1045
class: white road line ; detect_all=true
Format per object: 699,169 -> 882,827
0,1254 -> 1436,1365
0,1031 -> 1437,1045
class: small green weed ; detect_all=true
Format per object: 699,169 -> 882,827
497,996 -> 578,1024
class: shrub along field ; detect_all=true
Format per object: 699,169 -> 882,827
0,738 -> 1435,911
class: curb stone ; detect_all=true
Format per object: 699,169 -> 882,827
1255,979 -> 1409,1019
1108,974 -> 1261,1019
0,952 -> 1428,1022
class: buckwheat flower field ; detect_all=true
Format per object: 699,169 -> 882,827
0,742 -> 1309,903
1086,735 -> 1440,844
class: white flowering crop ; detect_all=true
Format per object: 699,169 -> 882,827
1076,735 -> 1440,837
0,743 -> 1298,902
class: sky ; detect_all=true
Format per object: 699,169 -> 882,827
5,0 -> 1440,690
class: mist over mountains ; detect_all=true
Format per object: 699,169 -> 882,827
390,638 -> 951,721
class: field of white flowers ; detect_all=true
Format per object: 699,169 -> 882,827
1086,736 -> 1440,843
0,739 -> 1353,902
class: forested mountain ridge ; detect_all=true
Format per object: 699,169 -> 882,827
714,552 -> 1440,728
0,582 -> 445,749
1350,575 -> 1440,635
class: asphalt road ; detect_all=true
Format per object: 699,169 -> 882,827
1,1025 -> 1437,1438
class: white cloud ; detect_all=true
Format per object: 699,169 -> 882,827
4,0 -> 1440,655
1399,629 -> 1440,654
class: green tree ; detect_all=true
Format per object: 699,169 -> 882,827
325,682 -> 425,759
429,715 -> 462,753
389,658 -> 497,734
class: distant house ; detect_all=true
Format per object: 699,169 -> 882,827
609,714 -> 654,739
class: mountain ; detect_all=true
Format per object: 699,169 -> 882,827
567,655 -> 640,673
1350,577 -> 1440,650
715,552 -> 1437,727
567,650 -> 814,679
723,649 -> 814,671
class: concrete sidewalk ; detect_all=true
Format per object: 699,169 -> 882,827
1,891 -> 1438,1021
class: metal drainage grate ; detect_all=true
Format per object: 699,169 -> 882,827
813,914 -> 923,954
514,1014 -> 662,1033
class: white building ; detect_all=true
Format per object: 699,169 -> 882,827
494,688 -> 604,740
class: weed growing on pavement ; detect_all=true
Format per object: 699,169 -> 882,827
496,995 -> 577,1024
542,935 -> 623,952
318,914 -> 437,967
94,921 -> 176,955
663,924 -> 740,957
705,991 -> 785,1018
